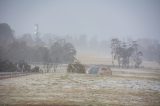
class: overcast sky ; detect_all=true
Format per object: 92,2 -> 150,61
0,0 -> 160,39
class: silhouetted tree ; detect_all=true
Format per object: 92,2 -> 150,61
0,23 -> 14,47
5,41 -> 30,62
50,40 -> 76,72
63,42 -> 76,63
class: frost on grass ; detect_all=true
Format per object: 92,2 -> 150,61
0,68 -> 160,105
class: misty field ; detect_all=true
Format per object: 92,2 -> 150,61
0,66 -> 160,106
1,0 -> 160,105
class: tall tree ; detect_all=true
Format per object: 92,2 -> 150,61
0,23 -> 14,47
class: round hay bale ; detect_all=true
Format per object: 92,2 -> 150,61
98,66 -> 112,76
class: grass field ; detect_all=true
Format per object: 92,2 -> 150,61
0,54 -> 160,106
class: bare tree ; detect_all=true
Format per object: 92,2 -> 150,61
111,38 -> 121,66
111,38 -> 143,68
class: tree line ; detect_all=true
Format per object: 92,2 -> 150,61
111,38 -> 160,68
0,23 -> 76,72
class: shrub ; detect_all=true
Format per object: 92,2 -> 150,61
0,59 -> 17,72
31,66 -> 40,72
67,61 -> 85,73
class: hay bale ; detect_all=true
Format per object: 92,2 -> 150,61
98,66 -> 112,76
87,66 -> 99,74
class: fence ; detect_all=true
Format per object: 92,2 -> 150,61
0,72 -> 35,80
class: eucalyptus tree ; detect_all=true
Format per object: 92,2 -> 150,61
111,38 -> 143,68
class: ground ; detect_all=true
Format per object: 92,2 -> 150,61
0,54 -> 160,106
0,67 -> 160,106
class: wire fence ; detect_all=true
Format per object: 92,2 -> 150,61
0,72 -> 37,80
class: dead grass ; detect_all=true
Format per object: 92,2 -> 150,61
0,54 -> 160,106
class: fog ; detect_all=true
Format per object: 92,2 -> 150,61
0,0 -> 160,39
1,1 -> 160,105
0,0 -> 160,62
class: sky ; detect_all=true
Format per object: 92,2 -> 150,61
0,0 -> 160,39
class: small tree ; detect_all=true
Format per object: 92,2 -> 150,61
63,42 -> 76,63
67,61 -> 86,73
0,59 -> 17,72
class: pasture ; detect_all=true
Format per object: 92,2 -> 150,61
0,54 -> 160,106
